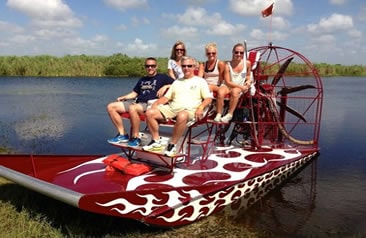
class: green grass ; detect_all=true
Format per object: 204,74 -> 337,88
0,177 -> 259,237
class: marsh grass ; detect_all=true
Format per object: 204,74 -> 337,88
0,177 -> 259,237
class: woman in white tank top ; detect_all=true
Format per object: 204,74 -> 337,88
167,41 -> 186,79
198,42 -> 225,93
214,43 -> 252,123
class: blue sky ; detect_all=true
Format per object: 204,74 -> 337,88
1,0 -> 365,65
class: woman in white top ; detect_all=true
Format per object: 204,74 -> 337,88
198,42 -> 226,93
214,43 -> 252,123
167,41 -> 186,79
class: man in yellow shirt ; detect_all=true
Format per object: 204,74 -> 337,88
143,56 -> 212,156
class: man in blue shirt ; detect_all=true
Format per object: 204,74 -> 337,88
107,57 -> 174,146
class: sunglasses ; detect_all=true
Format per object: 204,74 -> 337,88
207,52 -> 216,55
181,64 -> 194,68
234,51 -> 245,55
145,64 -> 156,68
175,48 -> 185,52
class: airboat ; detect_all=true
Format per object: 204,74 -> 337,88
0,44 -> 323,227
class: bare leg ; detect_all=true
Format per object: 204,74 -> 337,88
216,86 -> 229,114
145,107 -> 164,141
106,101 -> 126,135
228,88 -> 242,115
171,111 -> 189,144
209,84 -> 219,93
129,103 -> 144,138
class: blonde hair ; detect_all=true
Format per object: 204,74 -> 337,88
205,42 -> 217,52
170,41 -> 187,60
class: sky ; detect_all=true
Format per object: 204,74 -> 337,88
0,0 -> 365,65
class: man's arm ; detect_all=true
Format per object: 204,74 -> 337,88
151,96 -> 169,108
157,85 -> 170,98
117,91 -> 138,101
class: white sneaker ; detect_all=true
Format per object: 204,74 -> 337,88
164,144 -> 177,157
214,113 -> 222,122
220,113 -> 233,123
142,140 -> 163,152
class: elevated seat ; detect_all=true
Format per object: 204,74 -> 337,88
115,50 -> 264,167
216,50 -> 263,146
113,103 -> 216,171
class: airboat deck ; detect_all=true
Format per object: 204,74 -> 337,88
0,44 -> 323,227
0,147 -> 318,227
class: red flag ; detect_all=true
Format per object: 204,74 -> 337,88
261,3 -> 274,17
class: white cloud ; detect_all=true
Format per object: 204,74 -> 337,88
7,0 -> 72,18
178,7 -> 208,25
229,0 -> 264,16
93,35 -> 109,42
307,13 -> 353,34
348,29 -> 362,38
116,24 -> 128,31
126,38 -> 157,51
175,6 -> 246,36
162,25 -> 199,38
314,34 -> 336,44
6,0 -> 82,28
117,38 -> 157,56
32,18 -> 82,28
130,16 -> 150,26
229,0 -> 293,16
208,22 -> 246,36
33,28 -> 76,40
359,6 -> 366,22
104,0 -> 148,11
329,0 -> 346,5
250,29 -> 266,41
265,16 -> 290,30
0,20 -> 23,33
10,34 -> 36,44
142,18 -> 150,25
1,1 -> 365,65
177,7 -> 222,26
270,30 -> 289,41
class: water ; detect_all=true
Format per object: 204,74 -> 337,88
0,77 -> 136,154
1,76 -> 365,236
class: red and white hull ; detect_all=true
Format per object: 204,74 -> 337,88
0,146 -> 318,227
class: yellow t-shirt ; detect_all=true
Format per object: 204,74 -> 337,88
164,76 -> 212,111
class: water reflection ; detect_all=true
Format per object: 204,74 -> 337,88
217,158 -> 317,237
1,76 -> 366,236
0,77 -> 134,154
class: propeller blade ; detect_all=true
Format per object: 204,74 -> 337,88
278,84 -> 316,95
276,101 -> 307,122
271,57 -> 294,86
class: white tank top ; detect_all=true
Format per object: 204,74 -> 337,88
226,60 -> 247,87
203,59 -> 220,85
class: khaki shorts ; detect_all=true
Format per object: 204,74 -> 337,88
122,100 -> 148,112
157,104 -> 196,121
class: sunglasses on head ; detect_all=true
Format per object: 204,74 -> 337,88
145,64 -> 156,68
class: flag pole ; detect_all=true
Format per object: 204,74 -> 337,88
269,12 -> 273,44
261,2 -> 274,44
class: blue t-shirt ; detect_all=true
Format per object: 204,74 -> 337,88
133,73 -> 174,103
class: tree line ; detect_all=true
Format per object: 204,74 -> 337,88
0,54 -> 365,77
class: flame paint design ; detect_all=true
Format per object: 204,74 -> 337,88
126,148 -> 300,191
91,147 -> 311,226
